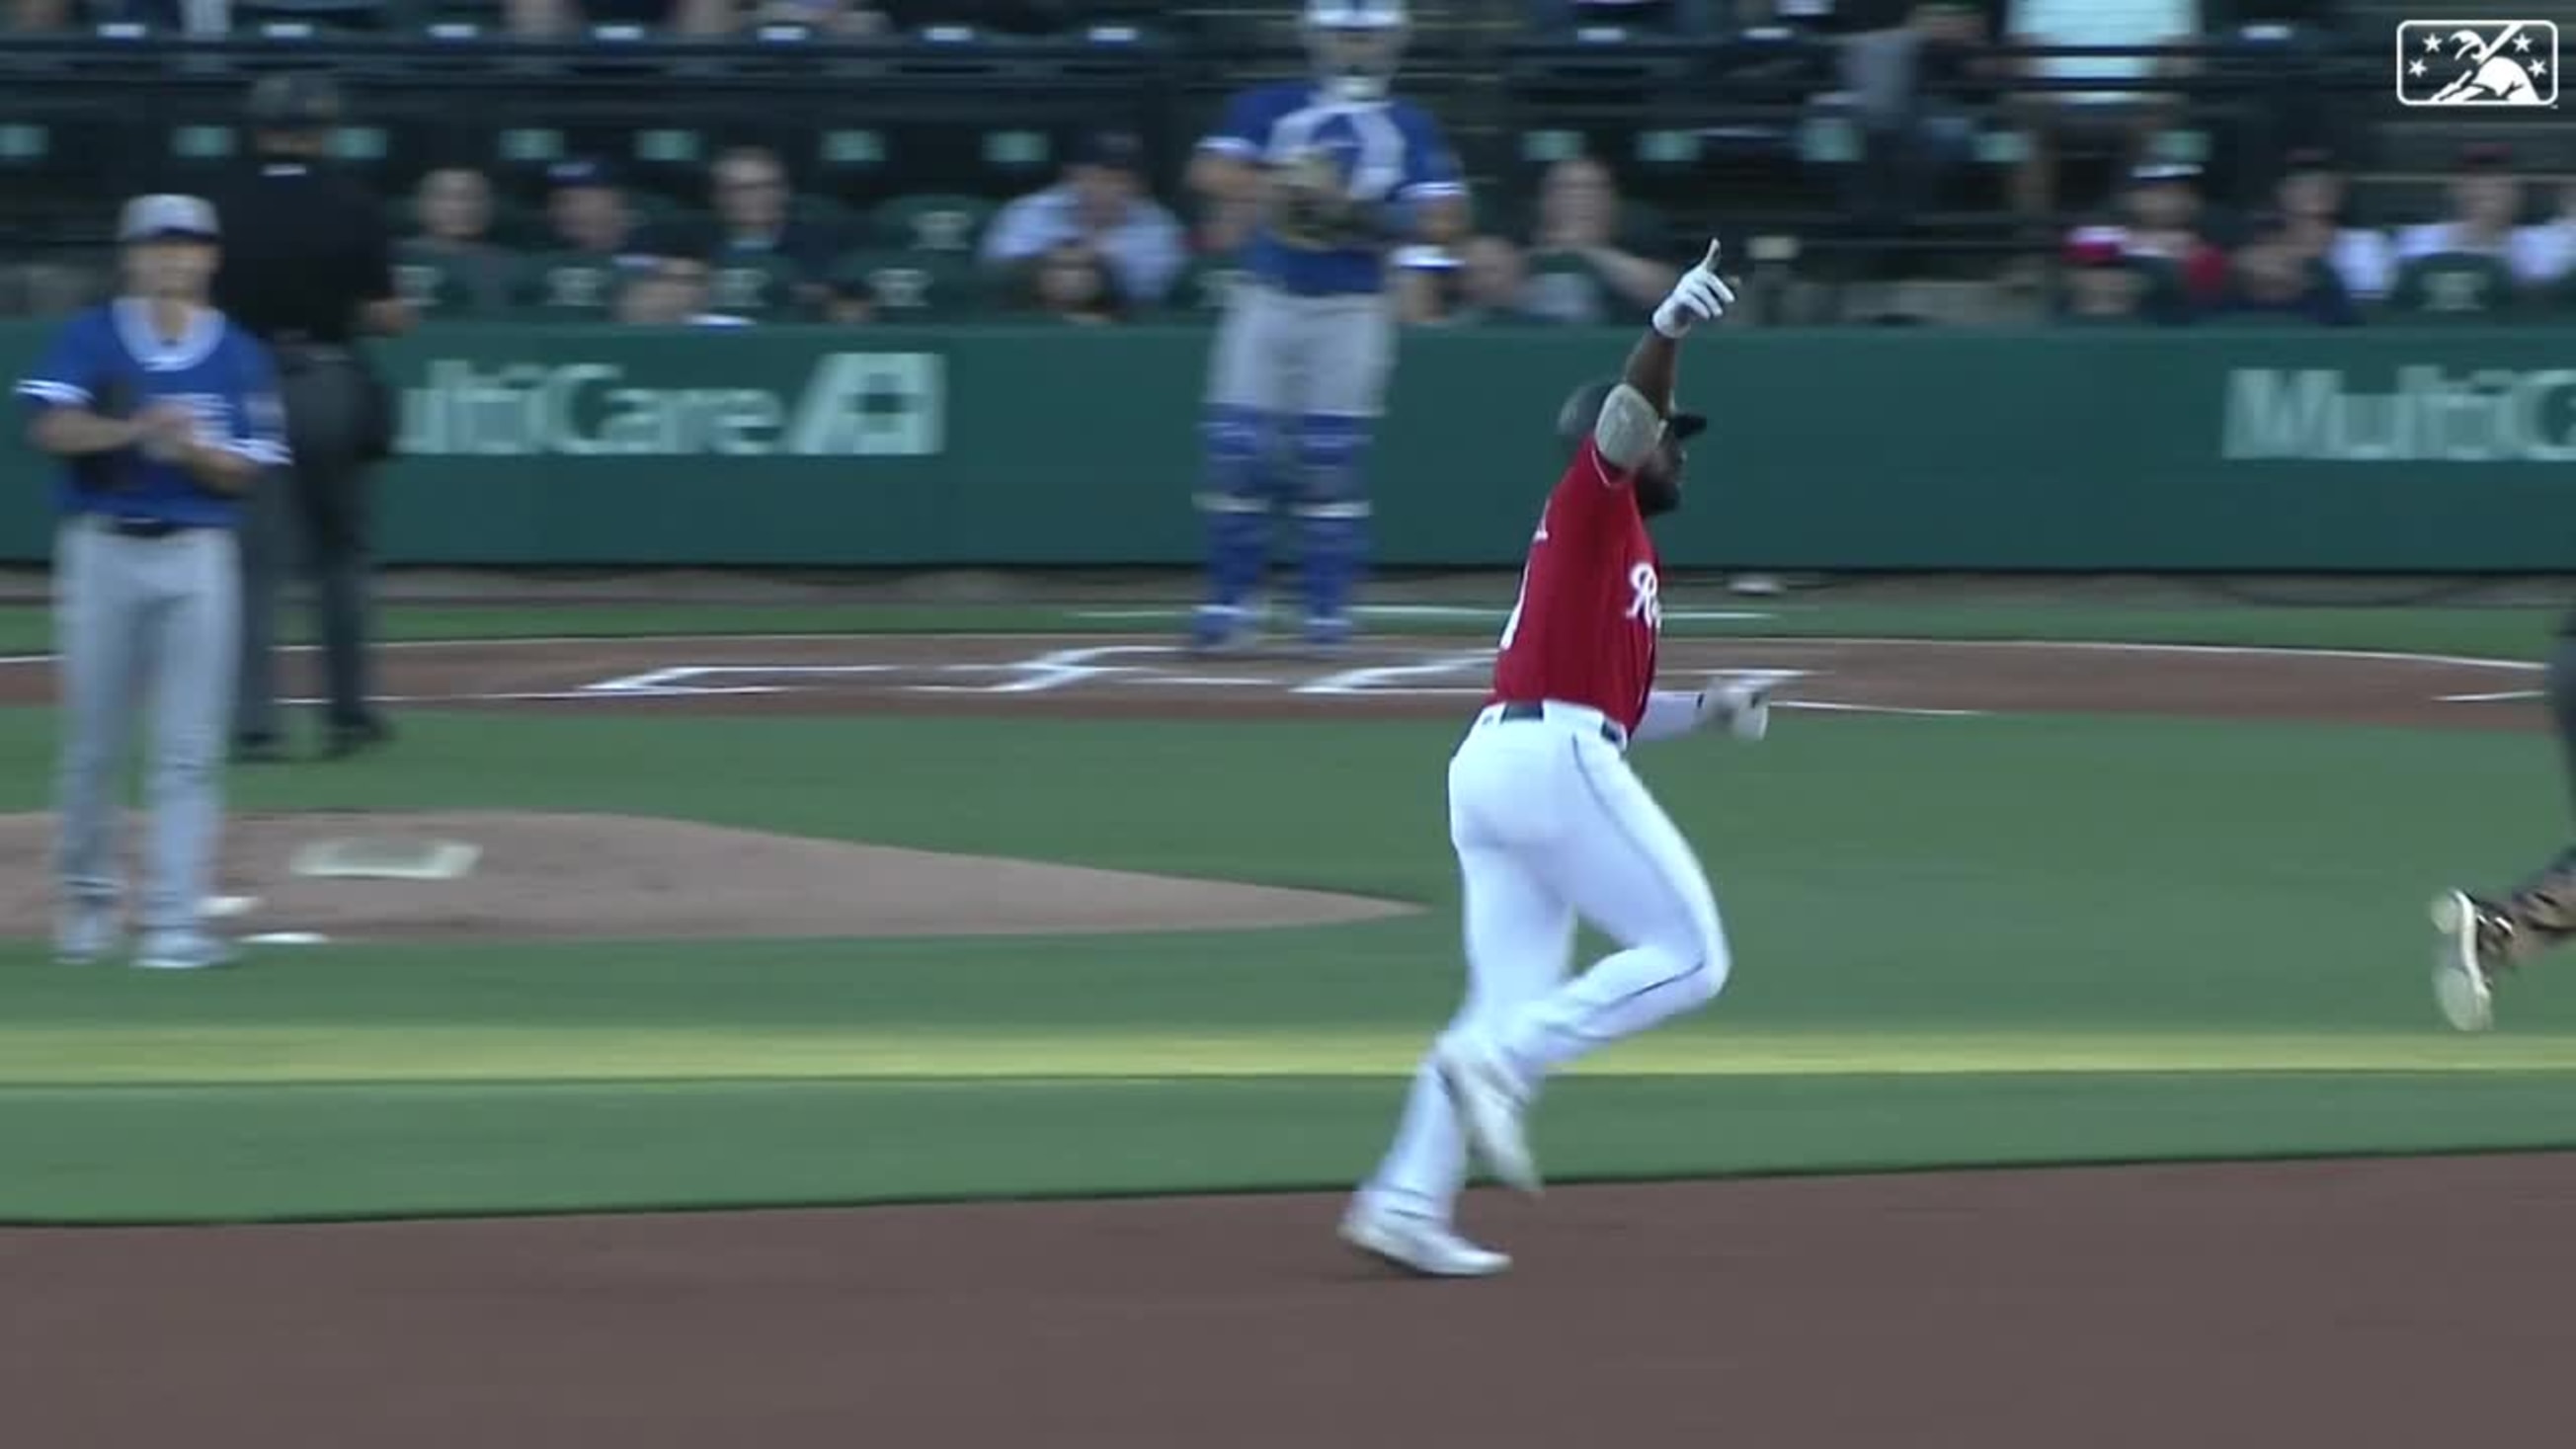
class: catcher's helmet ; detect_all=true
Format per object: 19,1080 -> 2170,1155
245,71 -> 344,132
1303,0 -> 1409,103
1556,375 -> 1708,455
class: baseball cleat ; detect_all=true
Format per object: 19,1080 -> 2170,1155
1301,612 -> 1354,653
1434,1032 -> 1542,1195
132,931 -> 240,972
1187,604 -> 1260,655
2431,889 -> 2510,1032
1339,1201 -> 1511,1278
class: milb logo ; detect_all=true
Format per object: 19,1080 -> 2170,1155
2396,20 -> 2557,107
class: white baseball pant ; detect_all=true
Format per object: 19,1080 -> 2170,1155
1362,700 -> 1731,1218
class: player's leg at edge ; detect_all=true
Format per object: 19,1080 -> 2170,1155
1190,403 -> 1274,651
2430,635 -> 2576,1030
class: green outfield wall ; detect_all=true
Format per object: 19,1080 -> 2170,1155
4,322 -> 2571,570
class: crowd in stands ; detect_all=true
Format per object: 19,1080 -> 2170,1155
2055,146 -> 2576,326
387,128 -> 1193,326
5,0 -> 1108,40
7,0 -> 2566,327
380,130 -> 2576,332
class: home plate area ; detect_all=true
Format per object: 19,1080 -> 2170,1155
121,632 -> 2547,730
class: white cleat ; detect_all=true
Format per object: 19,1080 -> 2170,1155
1434,1033 -> 1541,1195
1339,1203 -> 1511,1278
132,931 -> 240,972
2430,889 -> 2502,1032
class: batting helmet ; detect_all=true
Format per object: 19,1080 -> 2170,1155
1555,376 -> 1708,456
245,71 -> 344,132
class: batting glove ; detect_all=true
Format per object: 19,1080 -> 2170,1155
1699,676 -> 1772,742
1651,239 -> 1737,340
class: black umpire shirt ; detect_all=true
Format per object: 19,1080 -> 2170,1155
208,158 -> 398,346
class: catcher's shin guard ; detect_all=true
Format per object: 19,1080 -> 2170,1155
1193,405 -> 1272,644
1293,413 -> 1371,637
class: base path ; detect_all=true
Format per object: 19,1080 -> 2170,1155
0,631 -> 2536,728
5,1155 -> 2570,1446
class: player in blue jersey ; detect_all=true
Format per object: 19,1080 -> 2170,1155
18,195 -> 289,970
1184,0 -> 1467,652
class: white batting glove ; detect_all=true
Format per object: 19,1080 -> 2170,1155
1698,676 -> 1772,742
1650,239 -> 1737,340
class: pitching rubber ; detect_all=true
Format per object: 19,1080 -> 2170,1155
2430,890 -> 2496,1033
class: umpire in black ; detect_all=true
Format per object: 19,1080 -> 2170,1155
209,71 -> 414,762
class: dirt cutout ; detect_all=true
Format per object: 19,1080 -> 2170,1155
0,811 -> 1409,941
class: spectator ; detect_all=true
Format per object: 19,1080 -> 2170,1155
661,144 -> 848,319
1516,157 -> 1675,324
2001,0 -> 2201,220
1396,237 -> 1535,326
1026,241 -> 1127,325
2273,147 -> 2394,301
504,0 -> 729,38
2054,224 -> 2182,324
2113,161 -> 2227,306
616,256 -> 752,327
2396,144 -> 2561,289
980,128 -> 1186,308
394,167 -> 512,319
1834,1 -> 1989,234
520,159 -> 654,316
2522,179 -> 2576,291
2215,217 -> 2356,325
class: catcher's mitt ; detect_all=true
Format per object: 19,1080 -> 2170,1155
1267,148 -> 1365,250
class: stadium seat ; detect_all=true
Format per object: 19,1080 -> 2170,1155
623,125 -> 710,200
875,193 -> 999,255
705,250 -> 814,320
509,251 -> 637,318
811,127 -> 892,200
832,249 -> 981,319
2384,250 -> 2524,321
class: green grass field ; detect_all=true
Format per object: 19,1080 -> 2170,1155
2,596 -> 2571,1223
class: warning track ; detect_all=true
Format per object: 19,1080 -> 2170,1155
0,633 -> 2539,729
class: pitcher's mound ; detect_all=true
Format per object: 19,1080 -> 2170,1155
0,811 -> 1414,942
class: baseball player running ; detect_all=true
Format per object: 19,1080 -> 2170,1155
1184,0 -> 1465,652
19,195 -> 288,970
2431,612 -> 2576,1029
1342,241 -> 1763,1276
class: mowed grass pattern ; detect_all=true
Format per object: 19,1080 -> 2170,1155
0,604 -> 2570,1219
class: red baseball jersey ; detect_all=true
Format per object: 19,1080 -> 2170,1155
1486,436 -> 1663,734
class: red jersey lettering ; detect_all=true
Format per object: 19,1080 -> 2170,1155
1487,437 -> 1662,734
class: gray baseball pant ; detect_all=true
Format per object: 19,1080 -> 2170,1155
53,515 -> 240,933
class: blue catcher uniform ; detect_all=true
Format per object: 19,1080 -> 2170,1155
19,259 -> 287,965
1190,0 -> 1463,650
